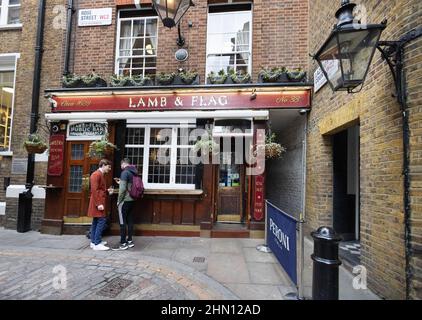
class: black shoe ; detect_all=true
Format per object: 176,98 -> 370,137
111,243 -> 129,251
127,240 -> 135,248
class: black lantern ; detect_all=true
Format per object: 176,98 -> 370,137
152,0 -> 194,29
314,0 -> 386,92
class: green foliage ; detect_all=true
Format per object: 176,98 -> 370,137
259,67 -> 287,82
62,73 -> 82,88
88,136 -> 118,159
23,133 -> 48,154
110,74 -> 151,87
156,72 -> 176,85
287,68 -> 306,81
208,69 -> 228,84
179,70 -> 198,84
193,130 -> 220,155
228,69 -> 251,84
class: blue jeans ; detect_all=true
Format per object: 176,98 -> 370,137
90,217 -> 107,245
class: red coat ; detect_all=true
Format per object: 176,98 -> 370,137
87,169 -> 108,218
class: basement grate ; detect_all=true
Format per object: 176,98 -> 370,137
193,257 -> 206,263
96,277 -> 133,298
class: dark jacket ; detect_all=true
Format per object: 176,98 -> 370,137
117,165 -> 138,205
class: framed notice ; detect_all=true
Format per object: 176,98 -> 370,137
78,8 -> 112,27
47,135 -> 65,176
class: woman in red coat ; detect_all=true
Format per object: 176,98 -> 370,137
88,159 -> 113,251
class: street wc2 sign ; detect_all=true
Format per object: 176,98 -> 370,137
78,8 -> 112,27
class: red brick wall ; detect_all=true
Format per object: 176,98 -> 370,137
67,0 -> 309,83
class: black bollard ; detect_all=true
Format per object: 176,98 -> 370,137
311,227 -> 342,300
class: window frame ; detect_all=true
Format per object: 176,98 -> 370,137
0,0 -> 22,27
125,125 -> 196,190
114,11 -> 159,77
0,53 -> 19,156
205,8 -> 253,80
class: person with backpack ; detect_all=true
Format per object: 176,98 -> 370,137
113,158 -> 143,250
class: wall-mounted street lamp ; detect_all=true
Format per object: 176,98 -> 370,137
151,0 -> 195,47
313,0 -> 385,93
313,0 -> 422,102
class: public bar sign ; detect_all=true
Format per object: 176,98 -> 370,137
78,8 -> 112,27
266,201 -> 297,285
68,122 -> 107,140
51,90 -> 311,112
47,135 -> 65,176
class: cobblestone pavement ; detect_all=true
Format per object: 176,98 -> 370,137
0,230 -> 239,300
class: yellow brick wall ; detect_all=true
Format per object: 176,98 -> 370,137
308,0 -> 421,300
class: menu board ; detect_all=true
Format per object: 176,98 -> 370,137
47,135 -> 65,176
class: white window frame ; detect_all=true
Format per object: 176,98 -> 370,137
0,53 -> 19,156
115,12 -> 158,77
125,125 -> 196,190
0,0 -> 22,27
205,8 -> 253,80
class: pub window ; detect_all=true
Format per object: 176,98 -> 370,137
115,11 -> 158,78
206,4 -> 252,82
0,54 -> 17,153
0,0 -> 21,26
124,126 -> 196,190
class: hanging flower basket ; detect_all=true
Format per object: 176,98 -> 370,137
23,134 -> 48,154
87,138 -> 118,159
252,133 -> 286,160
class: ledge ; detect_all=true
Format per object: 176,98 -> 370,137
45,82 -> 314,94
39,185 -> 64,189
144,189 -> 203,196
0,24 -> 22,31
110,189 -> 204,196
0,151 -> 13,157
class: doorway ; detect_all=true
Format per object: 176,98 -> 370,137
333,126 -> 360,242
216,140 -> 246,223
63,141 -> 112,222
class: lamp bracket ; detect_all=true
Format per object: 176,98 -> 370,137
177,23 -> 185,47
376,27 -> 422,108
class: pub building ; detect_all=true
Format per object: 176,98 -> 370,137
42,86 -> 311,237
36,0 -> 312,237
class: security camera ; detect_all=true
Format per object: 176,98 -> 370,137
299,109 -> 309,115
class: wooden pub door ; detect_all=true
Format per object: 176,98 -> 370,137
63,141 -> 112,223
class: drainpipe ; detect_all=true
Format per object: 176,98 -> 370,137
18,0 -> 46,233
378,27 -> 422,299
26,0 -> 46,187
63,0 -> 74,75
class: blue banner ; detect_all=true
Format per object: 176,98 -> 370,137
266,201 -> 297,285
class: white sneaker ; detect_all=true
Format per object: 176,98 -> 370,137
93,243 -> 110,251
90,241 -> 107,249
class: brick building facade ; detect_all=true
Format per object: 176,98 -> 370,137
0,0 -> 420,300
308,0 -> 421,300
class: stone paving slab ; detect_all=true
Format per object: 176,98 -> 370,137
0,228 -> 380,300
